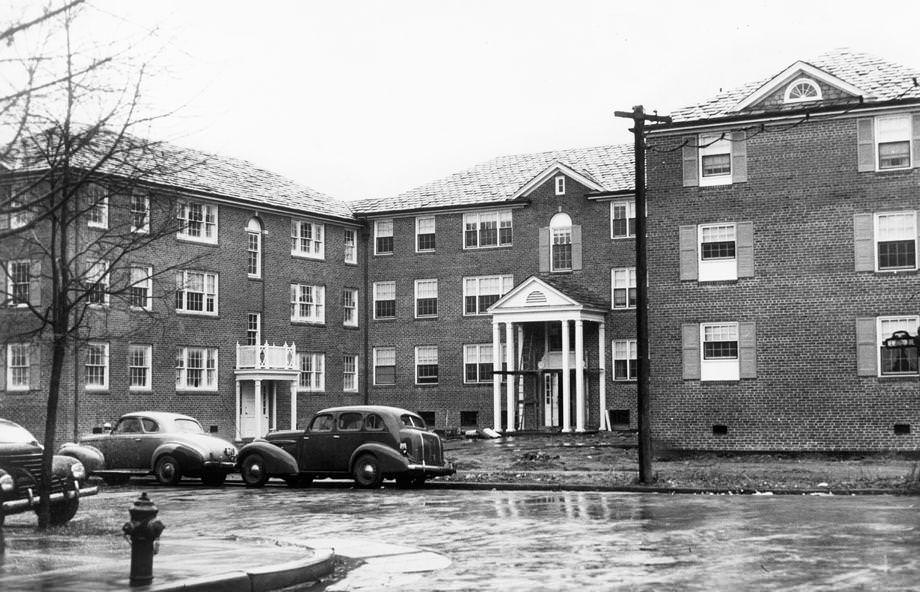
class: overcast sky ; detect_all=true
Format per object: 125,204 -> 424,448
74,0 -> 920,201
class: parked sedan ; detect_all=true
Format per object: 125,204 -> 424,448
237,405 -> 455,488
1,418 -> 99,526
74,412 -> 237,486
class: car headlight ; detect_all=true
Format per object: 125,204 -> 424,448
0,473 -> 14,493
70,461 -> 86,480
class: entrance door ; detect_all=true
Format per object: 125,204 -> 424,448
239,382 -> 273,438
543,373 -> 560,427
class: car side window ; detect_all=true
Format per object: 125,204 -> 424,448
338,412 -> 363,431
364,414 -> 385,431
309,414 -> 334,432
141,418 -> 159,432
115,418 -> 142,434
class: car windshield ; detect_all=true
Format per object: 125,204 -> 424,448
173,419 -> 204,434
400,414 -> 427,429
0,423 -> 40,445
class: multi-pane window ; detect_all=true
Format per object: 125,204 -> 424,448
463,275 -> 514,315
464,344 -> 496,384
87,260 -> 109,306
463,211 -> 513,248
85,342 -> 109,390
128,345 -> 152,390
343,288 -> 358,327
610,200 -> 636,238
247,218 -> 261,278
175,270 -> 218,314
6,344 -> 29,391
699,133 -> 732,185
611,268 -> 636,309
414,279 -> 438,318
298,352 -> 325,391
876,115 -> 911,170
702,324 -> 738,360
416,216 -> 436,252
129,266 -> 152,310
176,347 -> 218,390
291,220 -> 324,258
552,227 -> 573,271
9,187 -> 33,229
875,212 -> 916,271
86,183 -> 108,229
613,339 -> 637,381
343,354 -> 358,392
784,78 -> 821,103
415,346 -> 438,384
373,281 -> 396,319
177,201 -> 218,243
246,313 -> 261,346
290,284 -> 325,323
344,229 -> 357,264
7,261 -> 30,305
554,175 -> 566,195
700,224 -> 736,260
878,316 -> 919,376
375,219 -> 394,255
130,191 -> 149,233
373,347 -> 396,385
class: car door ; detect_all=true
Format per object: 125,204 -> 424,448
329,411 -> 366,471
104,417 -> 145,468
137,417 -> 165,469
299,413 -> 336,473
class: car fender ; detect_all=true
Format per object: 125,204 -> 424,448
51,454 -> 83,478
349,443 -> 409,474
238,440 -> 298,476
57,443 -> 105,472
150,442 -> 207,473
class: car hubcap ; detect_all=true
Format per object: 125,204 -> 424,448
248,462 -> 262,480
161,463 -> 175,480
359,463 -> 376,481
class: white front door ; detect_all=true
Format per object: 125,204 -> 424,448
543,373 -> 560,427
239,382 -> 273,438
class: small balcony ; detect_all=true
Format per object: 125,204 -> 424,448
236,342 -> 297,370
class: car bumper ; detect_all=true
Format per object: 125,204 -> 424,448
202,460 -> 236,472
406,463 -> 456,477
2,481 -> 99,514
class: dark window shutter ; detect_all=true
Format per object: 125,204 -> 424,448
731,131 -> 748,183
538,227 -> 550,273
29,344 -> 41,390
736,221 -> 754,278
853,213 -> 875,272
679,225 -> 698,281
682,136 -> 699,187
913,113 -> 920,169
0,259 -> 7,305
29,258 -> 42,309
0,344 -> 5,390
739,322 -> 756,378
682,323 -> 700,380
857,118 -> 875,172
0,185 -> 9,231
855,317 -> 877,377
571,225 -> 583,270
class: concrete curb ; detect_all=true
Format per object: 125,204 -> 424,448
146,548 -> 335,592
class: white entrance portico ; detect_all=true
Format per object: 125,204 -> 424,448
488,276 -> 610,433
234,342 -> 300,440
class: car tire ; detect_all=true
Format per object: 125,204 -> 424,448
201,470 -> 227,487
154,455 -> 182,486
47,499 -> 80,525
102,474 -> 130,486
352,454 -> 382,489
284,474 -> 313,488
240,454 -> 269,488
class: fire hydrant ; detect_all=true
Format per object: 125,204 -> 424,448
122,492 -> 165,586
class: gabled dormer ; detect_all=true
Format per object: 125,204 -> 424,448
511,161 -> 606,200
732,60 -> 869,113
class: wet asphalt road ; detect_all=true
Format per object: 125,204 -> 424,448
5,480 -> 920,591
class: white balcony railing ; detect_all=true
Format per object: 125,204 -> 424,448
236,342 -> 297,370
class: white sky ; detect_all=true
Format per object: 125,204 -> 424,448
72,0 -> 920,201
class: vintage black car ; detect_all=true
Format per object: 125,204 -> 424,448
237,405 -> 455,488
1,418 -> 100,526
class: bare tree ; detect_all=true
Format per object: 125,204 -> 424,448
0,2 -> 204,528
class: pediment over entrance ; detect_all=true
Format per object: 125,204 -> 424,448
488,275 -> 607,323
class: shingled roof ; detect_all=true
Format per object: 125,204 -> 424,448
351,144 -> 634,215
670,48 -> 920,123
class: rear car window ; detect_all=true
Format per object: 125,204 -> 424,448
174,419 -> 204,434
142,418 -> 159,432
364,414 -> 385,431
338,412 -> 363,431
400,414 -> 427,429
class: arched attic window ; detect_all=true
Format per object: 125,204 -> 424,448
246,217 -> 262,278
784,78 -> 822,103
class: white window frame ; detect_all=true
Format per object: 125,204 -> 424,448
550,212 -> 573,272
177,200 -> 218,244
9,185 -> 33,230
130,190 -> 150,234
247,218 -> 262,278
415,345 -> 438,385
699,133 -> 733,186
463,344 -> 500,384
877,316 -> 920,377
463,210 -> 513,249
373,346 -> 396,386
291,219 -> 325,259
175,346 -> 218,391
610,200 -> 636,239
554,175 -> 566,195
87,260 -> 110,307
7,260 -> 30,307
374,219 -> 394,255
700,322 -> 739,381
290,284 -> 325,324
344,228 -> 357,264
175,270 -> 218,315
698,223 -> 738,281
612,339 -> 637,382
85,342 -> 109,391
416,215 -> 436,253
343,288 -> 358,327
373,281 -> 396,320
86,183 -> 108,229
246,312 -> 261,346
6,343 -> 30,391
343,354 -> 358,392
874,211 -> 918,272
128,344 -> 152,391
875,114 -> 912,171
463,275 -> 514,316
784,78 -> 822,104
129,266 -> 153,311
298,352 -> 325,392
610,268 -> 636,310
414,279 -> 438,319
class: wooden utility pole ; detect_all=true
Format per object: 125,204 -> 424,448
614,105 -> 671,484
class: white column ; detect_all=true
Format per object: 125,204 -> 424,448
291,379 -> 298,430
271,382 -> 277,431
598,322 -> 608,431
254,379 -> 262,438
575,320 -> 585,433
234,380 -> 241,441
492,320 -> 502,431
505,322 -> 516,432
561,320 -> 571,432
517,324 -> 525,431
